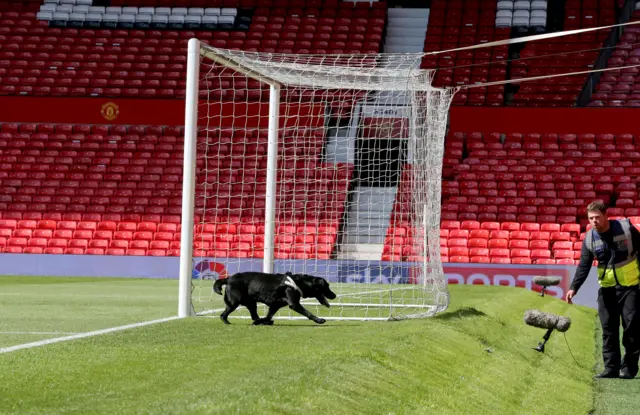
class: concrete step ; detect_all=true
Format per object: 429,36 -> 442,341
339,243 -> 385,254
388,8 -> 430,19
347,212 -> 390,228
353,188 -> 397,205
387,16 -> 430,28
386,27 -> 428,38
344,221 -> 390,232
383,44 -> 425,54
336,243 -> 384,261
336,252 -> 383,261
342,234 -> 387,244
384,36 -> 426,48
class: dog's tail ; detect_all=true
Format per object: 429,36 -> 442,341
213,278 -> 228,295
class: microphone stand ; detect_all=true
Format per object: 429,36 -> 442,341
534,328 -> 554,353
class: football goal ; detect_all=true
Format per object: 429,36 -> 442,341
178,39 -> 453,321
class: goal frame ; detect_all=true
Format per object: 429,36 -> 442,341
178,38 -> 450,319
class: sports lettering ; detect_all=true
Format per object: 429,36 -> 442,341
446,271 -> 566,298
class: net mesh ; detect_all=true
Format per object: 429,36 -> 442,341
189,46 -> 453,321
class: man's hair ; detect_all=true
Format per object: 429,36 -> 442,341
587,201 -> 607,215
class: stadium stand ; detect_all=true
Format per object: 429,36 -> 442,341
589,2 -> 640,106
383,167 -> 584,265
509,0 -> 614,106
0,0 -> 638,266
0,122 -> 352,259
0,0 -> 384,98
383,128 -> 640,264
422,0 -> 510,106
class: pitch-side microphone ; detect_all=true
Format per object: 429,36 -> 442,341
532,276 -> 561,297
523,309 -> 572,353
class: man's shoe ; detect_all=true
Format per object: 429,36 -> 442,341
619,369 -> 636,379
595,370 -> 619,379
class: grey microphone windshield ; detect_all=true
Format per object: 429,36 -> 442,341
532,276 -> 561,287
524,309 -> 571,333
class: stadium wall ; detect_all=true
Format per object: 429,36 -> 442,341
449,107 -> 640,135
1,97 -> 640,135
0,97 -> 324,127
0,254 -> 600,309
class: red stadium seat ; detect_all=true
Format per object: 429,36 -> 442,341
540,223 -> 561,232
471,256 -> 491,263
450,229 -> 469,239
510,249 -> 531,258
468,238 -> 488,248
469,229 -> 489,239
489,230 -> 509,240
550,232 -> 571,242
490,248 -> 510,258
441,221 -> 461,230
531,249 -> 552,260
450,255 -> 470,263
530,239 -> 550,250
448,238 -> 467,247
509,239 -> 529,249
554,250 -> 574,259
510,231 -> 530,240
480,222 -> 500,231
449,247 -> 469,257
530,231 -> 550,241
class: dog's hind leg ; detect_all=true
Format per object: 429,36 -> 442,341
244,301 -> 261,323
219,296 -> 239,325
253,303 -> 284,325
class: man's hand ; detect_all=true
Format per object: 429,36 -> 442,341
565,289 -> 576,304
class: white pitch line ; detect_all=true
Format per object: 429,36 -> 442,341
0,331 -> 80,335
0,316 -> 181,355
196,307 -> 227,316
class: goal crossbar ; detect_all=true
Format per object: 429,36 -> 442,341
200,46 -> 443,91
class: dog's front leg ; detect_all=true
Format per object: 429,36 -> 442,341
253,304 -> 283,325
286,291 -> 326,324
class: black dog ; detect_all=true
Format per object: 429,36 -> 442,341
213,271 -> 337,325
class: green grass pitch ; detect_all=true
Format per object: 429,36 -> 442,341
0,275 -> 638,414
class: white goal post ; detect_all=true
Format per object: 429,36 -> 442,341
178,38 -> 453,321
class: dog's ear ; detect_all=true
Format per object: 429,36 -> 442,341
314,277 -> 337,300
292,276 -> 313,292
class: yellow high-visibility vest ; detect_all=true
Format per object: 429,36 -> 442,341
584,219 -> 640,288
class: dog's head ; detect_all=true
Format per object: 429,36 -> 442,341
286,273 -> 337,308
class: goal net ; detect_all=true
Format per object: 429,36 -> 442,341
178,39 -> 453,321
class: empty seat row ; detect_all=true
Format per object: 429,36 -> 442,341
508,0 -> 610,106
43,0 -> 92,5
497,0 -> 547,11
496,9 -> 546,27
36,11 -> 236,26
40,6 -> 238,16
0,117 -> 353,258
441,235 -> 579,247
1,8 -> 381,98
450,131 -> 640,144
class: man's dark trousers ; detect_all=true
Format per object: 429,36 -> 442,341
598,285 -> 640,375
